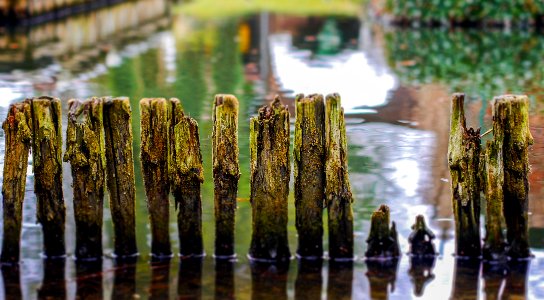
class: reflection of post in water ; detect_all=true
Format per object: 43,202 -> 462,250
365,259 -> 399,300
178,258 -> 203,299
295,259 -> 323,300
451,258 -> 481,300
149,258 -> 171,300
112,257 -> 137,300
215,259 -> 235,300
327,261 -> 354,300
408,257 -> 436,297
1,264 -> 21,299
483,262 -> 507,300
250,261 -> 290,300
504,260 -> 530,298
75,260 -> 103,300
38,258 -> 66,300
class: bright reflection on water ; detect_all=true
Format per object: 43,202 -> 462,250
0,5 -> 544,300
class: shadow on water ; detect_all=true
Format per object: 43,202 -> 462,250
1,264 -> 21,300
178,258 -> 203,299
365,259 -> 399,300
295,259 -> 323,300
408,256 -> 436,297
250,261 -> 290,300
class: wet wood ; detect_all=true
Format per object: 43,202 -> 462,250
103,97 -> 138,257
408,215 -> 437,256
31,96 -> 66,258
249,96 -> 291,262
325,93 -> 354,260
169,98 -> 204,257
212,94 -> 240,258
365,204 -> 400,258
1,101 -> 32,263
64,98 -> 106,260
140,98 -> 172,258
448,93 -> 481,257
294,94 -> 326,259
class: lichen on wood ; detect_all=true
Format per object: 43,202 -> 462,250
249,96 -> 291,262
325,93 -> 354,260
408,215 -> 437,256
140,98 -> 172,258
365,204 -> 400,258
212,94 -> 240,258
169,98 -> 204,257
30,96 -> 66,257
103,97 -> 138,257
294,94 -> 326,259
1,101 -> 32,263
447,93 -> 481,258
63,97 -> 106,260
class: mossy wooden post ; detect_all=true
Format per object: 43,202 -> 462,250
325,93 -> 354,260
249,96 -> 291,261
63,98 -> 106,260
408,215 -> 437,256
448,93 -> 481,257
140,98 -> 172,258
365,204 -> 400,258
170,98 -> 204,257
212,94 -> 240,258
103,97 -> 138,257
294,94 -> 326,259
492,95 -> 534,258
31,96 -> 66,257
1,101 -> 32,263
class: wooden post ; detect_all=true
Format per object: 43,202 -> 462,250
1,101 -> 32,263
408,215 -> 437,256
249,96 -> 291,262
294,94 -> 326,259
103,97 -> 138,257
64,98 -> 106,260
448,93 -> 481,257
212,94 -> 240,258
31,96 -> 66,257
140,98 -> 172,258
492,95 -> 534,258
170,98 -> 204,257
325,93 -> 354,260
365,204 -> 400,258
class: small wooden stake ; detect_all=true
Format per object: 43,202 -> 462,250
325,93 -> 354,260
448,93 -> 481,257
140,98 -> 172,257
492,95 -> 534,258
249,96 -> 291,262
103,97 -> 138,257
212,94 -> 240,258
31,96 -> 66,257
365,204 -> 400,258
408,215 -> 437,256
170,98 -> 204,257
64,98 -> 106,260
1,101 -> 32,263
294,94 -> 326,259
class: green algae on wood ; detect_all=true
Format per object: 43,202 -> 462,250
140,98 -> 172,258
31,96 -> 66,257
408,215 -> 437,256
365,204 -> 400,258
294,93 -> 326,259
325,93 -> 354,260
492,95 -> 534,259
63,98 -> 106,260
249,96 -> 291,262
212,94 -> 240,258
103,97 -> 138,257
1,101 -> 32,263
169,98 -> 204,257
447,93 -> 481,257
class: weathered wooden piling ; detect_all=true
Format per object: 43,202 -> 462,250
212,94 -> 240,258
408,215 -> 437,256
492,95 -> 533,259
103,97 -> 138,257
31,96 -> 66,257
448,93 -> 481,257
249,96 -> 291,262
294,94 -> 326,259
325,93 -> 354,260
365,204 -> 400,258
140,98 -> 172,258
1,101 -> 32,263
64,98 -> 106,260
169,98 -> 204,257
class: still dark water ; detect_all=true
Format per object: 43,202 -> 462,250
1,2 -> 544,299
